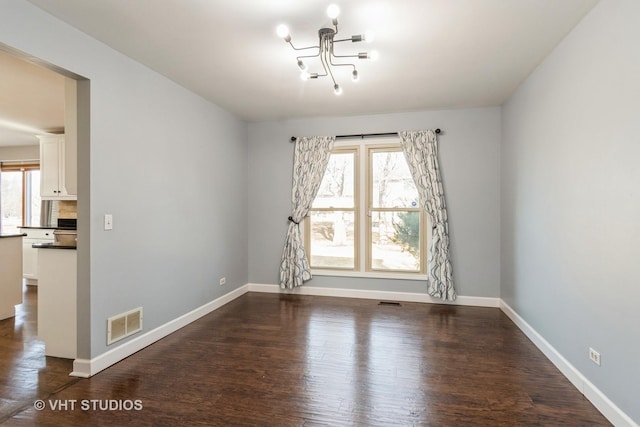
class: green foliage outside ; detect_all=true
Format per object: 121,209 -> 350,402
392,211 -> 420,257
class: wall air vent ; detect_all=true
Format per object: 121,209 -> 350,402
107,307 -> 143,345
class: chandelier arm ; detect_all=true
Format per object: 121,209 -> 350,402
296,52 -> 321,61
288,41 -> 320,51
329,52 -> 356,72
320,43 -> 338,87
329,61 -> 357,72
331,53 -> 361,58
329,43 -> 358,68
330,41 -> 363,59
315,31 -> 338,86
325,65 -> 338,87
326,37 -> 339,87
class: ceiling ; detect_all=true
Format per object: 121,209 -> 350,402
1,0 -> 599,147
0,49 -> 65,147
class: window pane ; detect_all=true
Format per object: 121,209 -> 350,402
312,152 -> 355,208
371,151 -> 419,208
27,170 -> 41,227
0,171 -> 23,234
310,211 -> 355,269
370,211 -> 420,272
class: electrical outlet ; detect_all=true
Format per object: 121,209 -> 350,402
589,348 -> 601,366
219,277 -> 226,286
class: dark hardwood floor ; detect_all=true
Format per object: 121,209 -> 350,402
0,285 -> 76,423
1,289 -> 609,426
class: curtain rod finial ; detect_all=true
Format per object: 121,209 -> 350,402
435,128 -> 441,134
290,136 -> 297,142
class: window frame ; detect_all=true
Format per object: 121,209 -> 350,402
305,147 -> 360,271
0,162 -> 40,229
304,138 -> 428,281
366,145 -> 427,275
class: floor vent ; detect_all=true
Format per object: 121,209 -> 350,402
378,301 -> 402,306
107,307 -> 143,345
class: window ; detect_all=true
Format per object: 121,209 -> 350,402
307,148 -> 358,269
305,139 -> 427,278
0,162 -> 40,234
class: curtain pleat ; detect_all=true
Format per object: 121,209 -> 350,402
279,136 -> 335,289
399,130 -> 456,301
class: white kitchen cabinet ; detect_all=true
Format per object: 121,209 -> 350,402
39,135 -> 76,200
19,228 -> 55,285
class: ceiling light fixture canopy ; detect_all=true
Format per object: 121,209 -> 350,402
277,4 -> 376,95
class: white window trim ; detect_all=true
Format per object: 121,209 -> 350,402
307,136 -> 429,281
311,269 -> 428,281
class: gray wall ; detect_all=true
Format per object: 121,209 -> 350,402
501,0 -> 640,422
1,1 -> 248,359
248,108 -> 501,297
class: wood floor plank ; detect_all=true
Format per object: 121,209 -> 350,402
2,292 -> 610,426
0,285 -> 76,423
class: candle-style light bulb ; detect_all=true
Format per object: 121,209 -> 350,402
327,4 -> 340,19
276,24 -> 291,42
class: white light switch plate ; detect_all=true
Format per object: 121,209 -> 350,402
104,214 -> 113,230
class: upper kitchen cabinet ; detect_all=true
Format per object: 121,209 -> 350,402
38,134 -> 76,200
37,78 -> 79,201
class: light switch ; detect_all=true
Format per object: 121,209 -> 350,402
104,214 -> 113,231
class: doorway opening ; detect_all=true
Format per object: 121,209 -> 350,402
0,42 -> 90,416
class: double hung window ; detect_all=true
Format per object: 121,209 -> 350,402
305,139 -> 427,278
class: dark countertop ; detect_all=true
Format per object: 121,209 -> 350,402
0,233 -> 26,239
18,226 -> 56,229
32,243 -> 77,250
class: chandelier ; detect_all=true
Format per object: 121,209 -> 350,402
276,4 -> 377,95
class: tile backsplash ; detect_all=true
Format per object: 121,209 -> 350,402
58,201 -> 77,219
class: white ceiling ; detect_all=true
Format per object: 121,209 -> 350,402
0,49 -> 65,147
1,0 -> 598,146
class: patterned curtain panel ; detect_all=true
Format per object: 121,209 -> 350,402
279,136 -> 335,289
399,130 -> 456,301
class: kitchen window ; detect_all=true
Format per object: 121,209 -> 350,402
305,139 -> 427,279
0,162 -> 40,234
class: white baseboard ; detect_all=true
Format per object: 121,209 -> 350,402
500,300 -> 638,427
247,283 -> 500,308
71,284 -> 250,378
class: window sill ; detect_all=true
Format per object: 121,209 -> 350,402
311,270 -> 428,281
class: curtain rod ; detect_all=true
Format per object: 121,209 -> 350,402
290,129 -> 441,142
